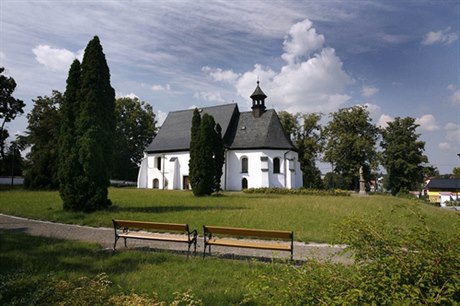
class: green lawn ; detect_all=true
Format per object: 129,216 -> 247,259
1,188 -> 458,305
0,231 -> 264,305
0,188 -> 457,243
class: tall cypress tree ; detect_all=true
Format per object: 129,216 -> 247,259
76,36 -> 116,211
189,108 -> 202,195
189,110 -> 224,196
213,123 -> 224,193
59,60 -> 83,210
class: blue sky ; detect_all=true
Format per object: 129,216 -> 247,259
1,0 -> 459,174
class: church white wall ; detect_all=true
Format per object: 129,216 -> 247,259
224,149 -> 302,191
139,149 -> 303,191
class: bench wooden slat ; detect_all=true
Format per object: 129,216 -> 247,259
112,219 -> 197,256
203,225 -> 294,260
114,220 -> 188,232
204,225 -> 292,239
208,238 -> 292,251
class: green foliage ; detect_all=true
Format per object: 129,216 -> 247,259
0,272 -> 204,306
58,60 -> 83,210
113,97 -> 157,181
0,67 -> 25,174
59,36 -> 115,212
381,117 -> 428,195
23,91 -> 63,189
243,187 -> 350,196
245,208 -> 460,305
189,110 -> 224,196
453,167 -> 460,178
278,111 -> 324,189
323,105 -> 379,190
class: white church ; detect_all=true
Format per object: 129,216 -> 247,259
137,82 -> 303,191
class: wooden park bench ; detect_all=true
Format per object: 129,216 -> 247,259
203,225 -> 294,260
112,219 -> 197,256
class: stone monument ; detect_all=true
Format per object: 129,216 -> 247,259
359,166 -> 367,195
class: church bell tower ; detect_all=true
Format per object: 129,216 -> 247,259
250,81 -> 267,118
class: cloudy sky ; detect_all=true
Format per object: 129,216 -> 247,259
1,0 -> 459,174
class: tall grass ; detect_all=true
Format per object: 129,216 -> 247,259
0,188 -> 457,243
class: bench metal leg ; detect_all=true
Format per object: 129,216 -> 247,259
113,236 -> 119,251
124,237 -> 127,248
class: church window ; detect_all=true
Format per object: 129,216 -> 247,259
156,156 -> 161,170
273,157 -> 281,174
241,157 -> 248,173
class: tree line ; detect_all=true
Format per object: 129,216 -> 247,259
1,37 -> 458,203
278,106 -> 449,195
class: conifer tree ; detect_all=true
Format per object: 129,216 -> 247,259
189,108 -> 202,195
213,123 -> 224,192
189,110 -> 224,196
76,36 -> 115,211
58,60 -> 83,210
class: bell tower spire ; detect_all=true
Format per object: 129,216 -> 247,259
250,81 -> 267,118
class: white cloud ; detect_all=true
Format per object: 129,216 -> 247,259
116,92 -> 139,99
202,66 -> 240,83
377,33 -> 407,44
206,19 -> 353,114
193,91 -> 225,103
152,84 -> 171,91
281,19 -> 325,65
422,27 -> 458,45
438,142 -> 451,151
416,114 -> 440,131
32,45 -> 81,71
361,85 -> 379,97
378,114 -> 393,128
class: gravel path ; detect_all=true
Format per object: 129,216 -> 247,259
0,213 -> 352,264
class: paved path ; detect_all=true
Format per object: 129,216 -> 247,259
0,213 -> 352,264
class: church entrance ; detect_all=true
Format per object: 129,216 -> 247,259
183,176 -> 190,190
242,178 -> 248,190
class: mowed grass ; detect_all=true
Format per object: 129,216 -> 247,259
0,231 -> 262,304
0,188 -> 457,243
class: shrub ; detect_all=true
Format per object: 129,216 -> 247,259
243,187 -> 350,196
244,206 -> 460,305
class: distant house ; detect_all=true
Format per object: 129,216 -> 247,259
137,82 -> 303,191
425,178 -> 460,206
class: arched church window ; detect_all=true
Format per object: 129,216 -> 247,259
241,157 -> 248,173
273,157 -> 280,174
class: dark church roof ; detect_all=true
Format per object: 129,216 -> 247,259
145,103 -> 238,153
145,105 -> 296,153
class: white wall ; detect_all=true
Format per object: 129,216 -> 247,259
138,149 -> 303,191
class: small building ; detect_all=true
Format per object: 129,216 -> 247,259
137,82 -> 303,191
425,178 -> 460,207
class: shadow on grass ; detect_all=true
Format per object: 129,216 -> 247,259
109,205 -> 247,213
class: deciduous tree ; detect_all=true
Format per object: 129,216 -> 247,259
24,91 -> 63,189
0,67 -> 25,174
113,97 -> 157,181
323,106 -> 378,190
381,117 -> 428,195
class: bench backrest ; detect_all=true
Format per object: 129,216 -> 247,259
113,219 -> 189,232
204,225 -> 293,240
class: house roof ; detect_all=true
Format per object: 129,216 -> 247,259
145,104 -> 296,153
426,178 -> 460,190
229,110 -> 295,150
145,103 -> 238,153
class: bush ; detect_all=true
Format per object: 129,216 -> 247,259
243,187 -> 350,196
244,206 -> 460,305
